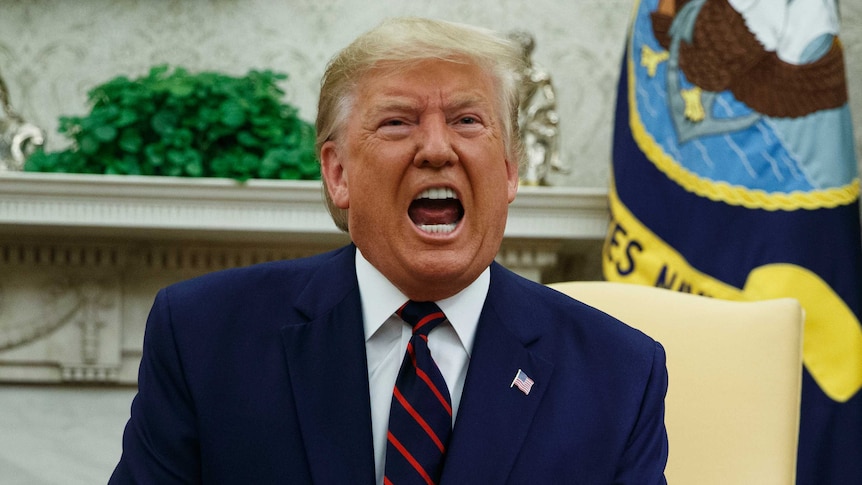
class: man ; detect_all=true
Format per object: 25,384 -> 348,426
110,17 -> 668,484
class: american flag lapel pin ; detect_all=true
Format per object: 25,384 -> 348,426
510,368 -> 535,395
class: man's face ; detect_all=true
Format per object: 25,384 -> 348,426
320,58 -> 519,301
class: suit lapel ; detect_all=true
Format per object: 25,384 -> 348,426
280,245 -> 376,484
441,265 -> 554,484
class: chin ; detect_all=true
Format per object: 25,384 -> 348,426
411,253 -> 484,281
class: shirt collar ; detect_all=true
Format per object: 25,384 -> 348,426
356,248 -> 489,357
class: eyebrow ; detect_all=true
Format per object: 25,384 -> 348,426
365,97 -> 420,118
365,91 -> 493,119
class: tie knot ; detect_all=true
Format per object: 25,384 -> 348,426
398,300 -> 447,337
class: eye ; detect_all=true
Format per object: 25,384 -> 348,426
376,117 -> 412,139
452,115 -> 485,136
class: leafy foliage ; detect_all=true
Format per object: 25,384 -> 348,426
25,65 -> 319,181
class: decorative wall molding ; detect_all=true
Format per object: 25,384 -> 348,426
0,172 -> 609,384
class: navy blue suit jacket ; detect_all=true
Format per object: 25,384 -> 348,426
110,244 -> 668,484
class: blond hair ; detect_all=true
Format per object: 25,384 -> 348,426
316,17 -> 526,232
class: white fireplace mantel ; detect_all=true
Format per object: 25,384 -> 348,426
0,171 -> 608,241
0,172 -> 609,384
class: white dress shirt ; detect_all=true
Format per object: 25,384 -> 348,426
356,249 -> 488,485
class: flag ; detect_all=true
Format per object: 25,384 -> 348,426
605,0 -> 862,482
511,369 -> 535,395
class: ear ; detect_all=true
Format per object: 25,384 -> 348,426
505,157 -> 519,203
320,140 -> 350,209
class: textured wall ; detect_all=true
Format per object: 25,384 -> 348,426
1,0 -> 860,187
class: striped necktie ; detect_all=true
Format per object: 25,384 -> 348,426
384,300 -> 453,485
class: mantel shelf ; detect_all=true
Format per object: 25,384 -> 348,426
0,172 -> 609,244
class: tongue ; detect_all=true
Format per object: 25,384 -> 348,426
408,199 -> 463,225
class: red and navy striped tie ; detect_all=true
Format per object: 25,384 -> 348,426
384,300 -> 453,485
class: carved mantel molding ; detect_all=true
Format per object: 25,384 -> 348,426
0,172 -> 609,384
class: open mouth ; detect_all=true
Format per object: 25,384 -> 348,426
408,187 -> 464,234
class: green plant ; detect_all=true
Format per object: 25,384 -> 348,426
25,65 -> 319,181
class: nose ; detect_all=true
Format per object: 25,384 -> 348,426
413,116 -> 457,168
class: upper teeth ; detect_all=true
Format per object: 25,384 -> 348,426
417,187 -> 457,200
